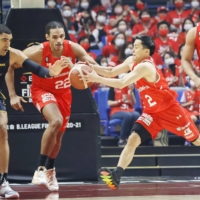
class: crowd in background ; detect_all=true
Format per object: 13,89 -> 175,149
44,0 -> 200,146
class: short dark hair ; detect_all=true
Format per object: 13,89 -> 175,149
157,21 -> 170,30
135,36 -> 155,56
0,25 -> 12,35
45,21 -> 64,35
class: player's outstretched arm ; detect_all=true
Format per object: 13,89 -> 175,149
10,48 -> 67,77
181,27 -> 200,86
82,62 -> 153,89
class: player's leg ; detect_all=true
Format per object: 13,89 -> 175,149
100,123 -> 153,190
0,100 -> 19,198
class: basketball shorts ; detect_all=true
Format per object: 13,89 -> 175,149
0,92 -> 6,113
31,86 -> 72,132
134,102 -> 199,143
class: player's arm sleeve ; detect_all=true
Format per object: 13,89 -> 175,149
22,59 -> 51,78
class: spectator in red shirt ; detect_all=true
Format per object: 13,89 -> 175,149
187,0 -> 200,23
132,9 -> 155,38
101,33 -> 126,60
154,21 -> 179,56
177,18 -> 195,46
151,6 -> 170,38
78,36 -> 97,60
162,51 -> 185,87
109,42 -> 133,67
108,83 -> 140,147
168,0 -> 190,32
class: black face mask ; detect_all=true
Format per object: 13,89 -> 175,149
169,64 -> 176,76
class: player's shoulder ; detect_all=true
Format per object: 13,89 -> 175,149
23,44 -> 42,58
10,47 -> 24,58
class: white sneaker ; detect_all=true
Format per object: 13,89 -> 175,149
32,166 -> 48,186
45,192 -> 59,200
45,168 -> 59,191
0,180 -> 19,199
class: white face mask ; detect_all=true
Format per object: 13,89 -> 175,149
118,25 -> 127,32
125,48 -> 132,56
47,1 -> 56,7
165,57 -> 175,65
191,1 -> 199,8
184,24 -> 193,31
115,38 -> 125,47
101,62 -> 108,67
81,2 -> 89,9
190,80 -> 196,87
63,10 -> 72,17
97,16 -> 106,23
115,7 -> 123,14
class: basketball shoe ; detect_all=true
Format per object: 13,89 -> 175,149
45,192 -> 59,200
0,180 -> 19,199
45,168 -> 59,191
32,166 -> 48,186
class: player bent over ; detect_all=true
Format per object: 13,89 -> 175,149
82,35 -> 200,190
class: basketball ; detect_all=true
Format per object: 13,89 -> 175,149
69,63 -> 93,90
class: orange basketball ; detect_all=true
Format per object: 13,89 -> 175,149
69,63 -> 93,90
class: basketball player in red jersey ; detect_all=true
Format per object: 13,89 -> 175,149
6,21 -> 98,192
181,24 -> 200,87
82,35 -> 200,190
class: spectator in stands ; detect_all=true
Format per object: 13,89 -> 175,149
78,36 -> 97,60
77,0 -> 90,12
45,0 -> 58,8
180,79 -> 199,123
151,6 -> 170,38
177,18 -> 195,46
108,82 -> 140,147
90,0 -> 107,14
90,10 -> 108,49
162,51 -> 185,87
109,42 -> 133,67
101,32 -> 126,61
90,55 -> 108,94
188,0 -> 200,23
154,21 -> 179,56
168,0 -> 190,32
135,0 -> 146,12
131,9 -> 155,38
61,4 -> 77,42
109,2 -> 125,28
63,0 -> 79,8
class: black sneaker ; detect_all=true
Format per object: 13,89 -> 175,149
100,168 -> 120,190
118,140 -> 127,147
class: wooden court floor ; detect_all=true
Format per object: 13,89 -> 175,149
9,177 -> 200,199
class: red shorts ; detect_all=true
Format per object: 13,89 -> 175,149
136,102 -> 199,142
31,86 -> 72,132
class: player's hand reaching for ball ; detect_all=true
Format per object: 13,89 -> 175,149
61,56 -> 74,69
10,95 -> 27,112
81,68 -> 99,83
49,58 -> 68,76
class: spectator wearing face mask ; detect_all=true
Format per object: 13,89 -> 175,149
188,0 -> 200,23
150,6 -> 170,38
63,0 -> 79,8
168,0 -> 190,32
101,33 -> 126,61
180,79 -> 200,124
162,51 -> 186,87
61,4 -> 77,42
177,18 -> 195,46
109,43 -> 133,67
90,10 -> 108,49
78,36 -> 96,60
131,9 -> 155,38
154,21 -> 179,57
45,0 -> 58,8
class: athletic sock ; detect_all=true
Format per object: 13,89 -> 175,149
38,154 -> 48,168
0,173 -> 7,185
46,158 -> 55,170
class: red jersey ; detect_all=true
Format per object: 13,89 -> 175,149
32,40 -> 76,93
132,57 -> 178,113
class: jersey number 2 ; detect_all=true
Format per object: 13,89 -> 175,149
145,95 -> 157,107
